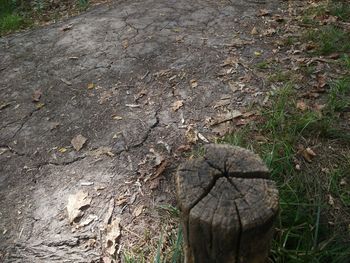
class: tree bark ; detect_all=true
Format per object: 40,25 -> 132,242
176,144 -> 279,263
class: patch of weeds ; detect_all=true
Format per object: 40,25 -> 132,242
327,157 -> 350,207
256,61 -> 270,70
326,77 -> 350,113
0,13 -> 25,33
300,64 -> 316,77
186,145 -> 205,158
303,1 -> 350,22
268,71 -> 293,83
77,0 -> 89,11
339,54 -> 350,70
221,83 -> 350,263
329,1 -> 350,22
282,36 -> 297,47
306,25 -> 350,55
0,0 -> 27,35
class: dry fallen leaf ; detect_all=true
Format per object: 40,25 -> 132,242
296,101 -> 308,111
185,126 -> 198,144
306,147 -> 316,157
190,79 -> 198,88
152,160 -> 168,180
58,147 -> 68,153
251,27 -> 259,35
32,90 -> 42,102
35,102 -> 45,109
88,147 -> 115,158
105,218 -> 121,256
71,134 -> 87,151
66,191 -> 92,223
87,83 -> 95,90
122,40 -> 129,49
298,146 -> 316,163
172,100 -> 184,111
133,205 -> 144,217
257,9 -> 270,16
176,144 -> 191,152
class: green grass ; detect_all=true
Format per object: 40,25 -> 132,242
306,25 -> 350,55
77,0 -> 89,10
303,1 -> 350,22
0,0 -> 27,34
0,13 -> 25,33
0,0 -> 90,35
327,77 -> 350,112
329,1 -> 350,22
256,61 -> 270,70
220,83 -> 350,263
339,54 -> 350,70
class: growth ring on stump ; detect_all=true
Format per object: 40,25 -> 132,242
176,144 -> 279,263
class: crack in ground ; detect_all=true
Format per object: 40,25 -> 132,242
129,110 -> 160,149
35,155 -> 87,169
0,144 -> 25,156
10,107 -> 41,140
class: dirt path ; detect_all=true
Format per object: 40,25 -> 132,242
0,0 -> 280,261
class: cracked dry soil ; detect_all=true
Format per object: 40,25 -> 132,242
0,0 -> 279,261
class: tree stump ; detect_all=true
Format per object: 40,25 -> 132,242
176,144 -> 279,263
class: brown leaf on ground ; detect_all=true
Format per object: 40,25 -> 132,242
149,178 -> 161,190
115,196 -> 128,206
296,101 -> 308,111
257,9 -> 270,16
88,147 -> 115,157
87,83 -> 95,90
133,205 -> 144,217
105,218 -> 121,256
71,134 -> 87,151
35,102 -> 45,109
298,145 -> 316,163
172,100 -> 184,111
317,74 -> 327,89
190,79 -> 198,88
32,90 -> 42,102
66,191 -> 92,223
122,40 -> 129,49
153,160 -> 168,179
251,27 -> 259,35
185,126 -> 198,144
176,144 -> 191,152
222,56 -> 239,67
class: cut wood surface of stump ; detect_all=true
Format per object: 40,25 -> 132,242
176,144 -> 279,263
